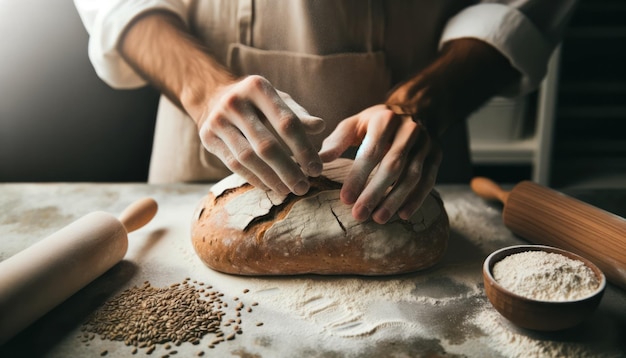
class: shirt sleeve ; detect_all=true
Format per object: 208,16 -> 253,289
74,0 -> 190,89
439,1 -> 577,95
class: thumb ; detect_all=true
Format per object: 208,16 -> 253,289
300,115 -> 326,135
319,120 -> 356,162
276,90 -> 325,134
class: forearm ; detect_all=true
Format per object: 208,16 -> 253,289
118,11 -> 234,121
386,39 -> 521,138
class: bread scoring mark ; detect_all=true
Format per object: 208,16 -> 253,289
223,184 -> 290,231
260,189 -> 443,261
264,190 -> 349,247
223,176 -> 343,232
194,158 -> 449,275
330,207 -> 347,235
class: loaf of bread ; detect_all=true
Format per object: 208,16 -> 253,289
191,159 -> 449,275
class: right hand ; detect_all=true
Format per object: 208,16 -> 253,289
192,75 -> 325,196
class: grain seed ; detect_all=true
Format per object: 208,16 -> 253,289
80,278 -> 260,355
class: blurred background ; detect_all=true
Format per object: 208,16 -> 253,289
1,0 -> 625,188
0,0 -> 159,182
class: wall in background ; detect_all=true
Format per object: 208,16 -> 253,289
550,0 -> 626,188
0,0 -> 159,182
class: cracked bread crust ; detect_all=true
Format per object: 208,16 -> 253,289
191,159 -> 449,276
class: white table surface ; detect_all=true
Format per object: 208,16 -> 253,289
0,183 -> 624,357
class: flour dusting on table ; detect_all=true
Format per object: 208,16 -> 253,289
471,309 -> 597,358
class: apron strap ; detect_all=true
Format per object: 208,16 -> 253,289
237,0 -> 254,46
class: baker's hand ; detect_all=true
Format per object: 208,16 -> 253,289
195,75 -> 325,196
319,104 -> 442,224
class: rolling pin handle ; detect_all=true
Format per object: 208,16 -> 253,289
118,197 -> 158,233
470,177 -> 510,205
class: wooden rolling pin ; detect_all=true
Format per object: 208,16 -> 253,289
0,198 -> 158,344
471,178 -> 626,291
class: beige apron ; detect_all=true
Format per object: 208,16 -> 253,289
148,0 -> 471,184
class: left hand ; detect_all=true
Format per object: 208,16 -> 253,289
319,104 -> 442,224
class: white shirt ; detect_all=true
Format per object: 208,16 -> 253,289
74,0 -> 577,95
72,0 -> 577,184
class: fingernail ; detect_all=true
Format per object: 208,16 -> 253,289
353,204 -> 370,222
308,161 -> 323,176
399,207 -> 416,221
341,190 -> 357,205
373,208 -> 391,224
277,183 -> 291,196
294,180 -> 310,196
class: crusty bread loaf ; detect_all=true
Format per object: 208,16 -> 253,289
191,159 -> 449,275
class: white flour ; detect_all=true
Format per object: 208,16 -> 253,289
169,192 -> 612,356
493,251 -> 600,301
443,198 -> 508,249
248,265 -> 485,339
471,309 -> 597,358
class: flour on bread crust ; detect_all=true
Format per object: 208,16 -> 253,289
192,158 -> 449,276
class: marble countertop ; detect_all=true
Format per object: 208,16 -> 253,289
0,183 -> 624,357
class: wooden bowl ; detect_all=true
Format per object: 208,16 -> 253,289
483,245 -> 606,331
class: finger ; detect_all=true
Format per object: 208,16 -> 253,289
318,117 -> 358,162
342,111 -> 399,206
277,90 -> 326,135
353,118 -> 420,223
300,115 -> 326,135
398,142 -> 443,220
206,99 -> 292,195
200,130 -> 271,192
219,88 -> 309,195
276,90 -> 307,116
247,76 -> 322,178
236,117 -> 311,195
215,123 -> 291,195
370,124 -> 428,224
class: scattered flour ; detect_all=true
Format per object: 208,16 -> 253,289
254,277 -> 427,338
182,193 -> 612,356
251,266 -> 483,339
444,198 -> 506,247
493,251 -> 600,301
471,309 -> 598,358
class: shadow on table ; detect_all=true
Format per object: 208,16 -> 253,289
0,227 -> 169,357
0,260 -> 137,357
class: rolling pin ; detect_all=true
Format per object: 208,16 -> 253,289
0,197 -> 158,344
471,178 -> 626,291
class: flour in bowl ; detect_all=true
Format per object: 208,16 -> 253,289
492,251 -> 600,301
